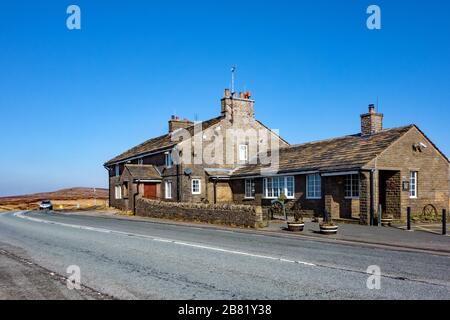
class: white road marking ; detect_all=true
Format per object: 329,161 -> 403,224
12,211 -> 316,267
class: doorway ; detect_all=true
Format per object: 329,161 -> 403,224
378,171 -> 401,219
143,183 -> 158,199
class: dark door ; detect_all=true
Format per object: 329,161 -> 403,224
143,183 -> 157,199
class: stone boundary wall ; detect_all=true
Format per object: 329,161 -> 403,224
136,198 -> 266,228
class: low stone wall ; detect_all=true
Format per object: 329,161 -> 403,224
136,198 -> 266,228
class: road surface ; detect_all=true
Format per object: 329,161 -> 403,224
0,210 -> 449,299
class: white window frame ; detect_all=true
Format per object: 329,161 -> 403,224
191,179 -> 201,195
263,176 -> 295,199
165,151 -> 173,168
245,179 -> 255,199
306,174 -> 322,199
114,185 -> 122,199
410,171 -> 418,199
115,164 -> 120,177
239,144 -> 248,162
345,174 -> 360,199
165,181 -> 172,199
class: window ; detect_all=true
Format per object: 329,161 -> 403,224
306,174 -> 321,199
263,176 -> 295,199
165,151 -> 173,168
137,158 -> 144,165
345,174 -> 360,198
245,179 -> 255,199
122,182 -> 129,198
239,144 -> 248,162
165,181 -> 172,199
191,179 -> 201,195
115,164 -> 120,177
114,185 -> 122,199
410,171 -> 418,198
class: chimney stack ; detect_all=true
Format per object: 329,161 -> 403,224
361,104 -> 383,136
221,88 -> 255,123
169,115 -> 194,133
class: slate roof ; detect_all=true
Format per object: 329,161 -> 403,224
104,116 -> 224,166
232,125 -> 415,177
125,164 -> 161,180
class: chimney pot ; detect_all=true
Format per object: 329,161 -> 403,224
239,92 -> 244,99
224,88 -> 230,97
369,104 -> 375,114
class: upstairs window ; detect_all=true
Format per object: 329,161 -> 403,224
165,151 -> 173,168
137,158 -> 144,165
192,179 -> 201,195
239,144 -> 248,162
306,174 -> 321,199
410,171 -> 418,199
345,174 -> 360,198
245,179 -> 255,199
115,164 -> 120,177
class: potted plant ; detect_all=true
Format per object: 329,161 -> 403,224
319,211 -> 338,235
287,211 -> 305,232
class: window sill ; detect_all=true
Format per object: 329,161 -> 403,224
345,197 -> 360,200
306,197 -> 322,200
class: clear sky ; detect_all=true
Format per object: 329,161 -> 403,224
1,0 -> 449,196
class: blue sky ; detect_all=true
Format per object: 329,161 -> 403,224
1,1 -> 449,196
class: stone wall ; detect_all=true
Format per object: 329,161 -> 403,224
135,198 -> 266,228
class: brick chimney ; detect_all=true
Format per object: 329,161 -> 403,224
221,88 -> 255,123
361,104 -> 383,136
169,115 -> 194,133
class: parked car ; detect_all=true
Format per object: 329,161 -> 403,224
39,200 -> 53,211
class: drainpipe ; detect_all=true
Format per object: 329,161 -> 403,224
177,164 -> 181,202
133,180 -> 140,215
213,179 -> 217,204
105,166 -> 111,207
370,169 -> 375,226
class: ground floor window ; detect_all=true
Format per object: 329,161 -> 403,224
245,179 -> 255,199
263,176 -> 295,199
345,174 -> 360,198
115,185 -> 122,199
122,182 -> 129,198
192,179 -> 201,195
165,181 -> 172,199
410,171 -> 418,198
306,173 -> 321,199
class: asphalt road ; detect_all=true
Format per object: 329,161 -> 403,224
0,210 -> 449,300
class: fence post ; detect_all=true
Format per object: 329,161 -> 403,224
407,207 -> 411,231
443,209 -> 447,236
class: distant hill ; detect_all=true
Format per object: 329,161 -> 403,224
0,188 -> 108,205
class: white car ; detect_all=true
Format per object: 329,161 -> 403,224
39,200 -> 53,210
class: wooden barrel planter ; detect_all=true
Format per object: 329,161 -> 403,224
287,222 -> 305,232
319,224 -> 338,235
381,218 -> 393,227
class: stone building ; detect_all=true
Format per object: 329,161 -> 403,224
104,91 -> 449,224
104,89 -> 289,213
231,105 -> 449,224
